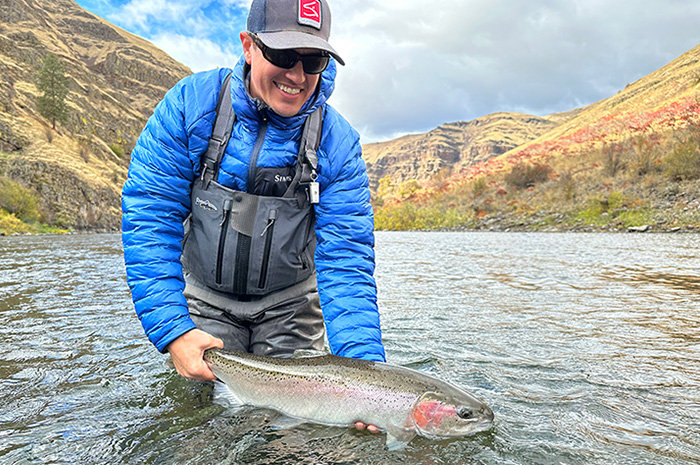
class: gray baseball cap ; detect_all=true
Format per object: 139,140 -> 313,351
247,0 -> 345,66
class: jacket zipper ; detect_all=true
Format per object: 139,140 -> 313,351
233,116 -> 268,295
258,209 -> 277,289
215,199 -> 232,285
247,117 -> 268,194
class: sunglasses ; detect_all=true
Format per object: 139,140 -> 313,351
250,34 -> 330,75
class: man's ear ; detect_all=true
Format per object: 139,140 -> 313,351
240,32 -> 254,65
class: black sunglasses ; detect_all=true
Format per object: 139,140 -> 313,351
250,34 -> 330,75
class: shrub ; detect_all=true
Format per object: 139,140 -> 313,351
471,176 -> 487,197
0,209 -> 30,234
630,135 -> 661,176
664,138 -> 700,181
558,171 -> 576,201
601,141 -> 626,177
504,163 -> 552,190
374,201 -> 467,230
0,177 -> 41,222
398,179 -> 421,199
109,143 -> 125,158
576,191 -> 649,227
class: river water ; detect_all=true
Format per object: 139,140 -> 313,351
1,232 -> 699,464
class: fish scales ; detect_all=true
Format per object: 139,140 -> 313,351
208,350 -> 419,424
203,348 -> 493,450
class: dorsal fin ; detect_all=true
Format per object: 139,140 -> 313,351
291,349 -> 329,359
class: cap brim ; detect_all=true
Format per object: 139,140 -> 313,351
256,31 -> 345,66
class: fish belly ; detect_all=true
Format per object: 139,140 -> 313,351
218,369 -> 413,430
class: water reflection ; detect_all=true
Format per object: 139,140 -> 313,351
602,266 -> 700,293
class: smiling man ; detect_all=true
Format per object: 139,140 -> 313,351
121,0 -> 385,411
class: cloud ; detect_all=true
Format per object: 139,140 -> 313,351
150,33 -> 241,72
75,0 -> 700,143
107,0 -> 248,45
110,0 -> 192,32
327,0 -> 700,142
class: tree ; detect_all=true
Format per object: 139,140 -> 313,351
36,54 -> 69,130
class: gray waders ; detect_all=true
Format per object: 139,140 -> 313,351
182,73 -> 325,357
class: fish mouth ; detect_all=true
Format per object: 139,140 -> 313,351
444,418 -> 494,438
470,418 -> 495,434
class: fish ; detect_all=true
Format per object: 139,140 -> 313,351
203,348 -> 494,450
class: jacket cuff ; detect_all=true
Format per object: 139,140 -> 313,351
152,317 -> 198,353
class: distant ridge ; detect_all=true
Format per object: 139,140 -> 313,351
362,110 -> 584,191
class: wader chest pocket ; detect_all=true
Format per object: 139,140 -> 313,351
182,181 -> 315,296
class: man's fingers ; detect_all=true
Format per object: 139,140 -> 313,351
353,421 -> 380,434
167,330 -> 223,381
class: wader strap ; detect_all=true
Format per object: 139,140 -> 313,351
284,106 -> 324,200
300,107 -> 322,174
201,72 -> 235,189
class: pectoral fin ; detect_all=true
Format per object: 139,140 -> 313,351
212,380 -> 243,406
385,425 -> 416,451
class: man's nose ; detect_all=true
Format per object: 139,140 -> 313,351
285,60 -> 305,82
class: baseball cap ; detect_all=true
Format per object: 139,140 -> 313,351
247,0 -> 345,66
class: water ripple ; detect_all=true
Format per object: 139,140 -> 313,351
1,232 -> 700,464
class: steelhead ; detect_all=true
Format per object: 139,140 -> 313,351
203,348 -> 494,450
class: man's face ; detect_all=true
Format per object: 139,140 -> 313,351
241,33 -> 321,118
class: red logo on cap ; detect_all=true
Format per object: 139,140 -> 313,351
298,0 -> 321,30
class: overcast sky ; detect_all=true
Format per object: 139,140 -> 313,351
73,0 -> 700,143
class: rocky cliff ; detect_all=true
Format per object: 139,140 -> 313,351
362,110 -> 582,191
0,0 -> 191,230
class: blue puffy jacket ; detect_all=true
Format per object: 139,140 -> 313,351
122,56 -> 385,362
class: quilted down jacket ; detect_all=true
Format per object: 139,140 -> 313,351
122,56 -> 385,361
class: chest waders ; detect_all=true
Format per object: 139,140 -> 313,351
182,73 -> 322,297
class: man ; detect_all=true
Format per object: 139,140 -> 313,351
121,0 -> 385,395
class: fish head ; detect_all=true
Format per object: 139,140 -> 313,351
410,391 -> 494,438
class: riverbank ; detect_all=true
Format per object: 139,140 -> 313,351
0,210 -> 69,236
3,211 -> 697,236
443,206 -> 699,233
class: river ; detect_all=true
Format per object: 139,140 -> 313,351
1,232 -> 699,464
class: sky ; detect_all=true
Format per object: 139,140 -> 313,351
73,0 -> 700,143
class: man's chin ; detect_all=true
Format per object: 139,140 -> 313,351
269,103 -> 303,118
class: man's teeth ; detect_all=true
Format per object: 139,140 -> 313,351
276,82 -> 301,95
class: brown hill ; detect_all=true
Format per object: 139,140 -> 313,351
373,44 -> 700,231
362,110 -> 583,192
463,43 -> 700,179
0,0 -> 191,230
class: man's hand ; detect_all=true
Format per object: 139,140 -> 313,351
354,421 -> 380,434
167,329 -> 224,381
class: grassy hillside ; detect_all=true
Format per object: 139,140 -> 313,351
0,0 -> 191,234
373,45 -> 700,232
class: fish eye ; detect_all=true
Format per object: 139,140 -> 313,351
457,407 -> 473,419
